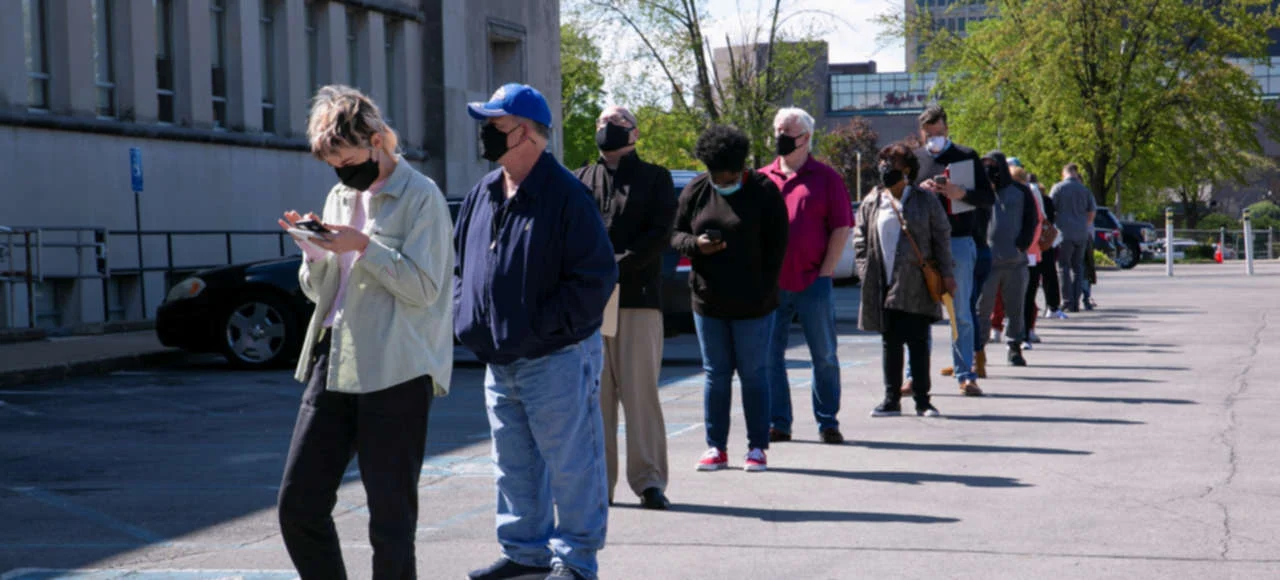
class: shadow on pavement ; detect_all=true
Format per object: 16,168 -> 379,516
1028,363 -> 1188,371
851,440 -> 1092,456
943,414 -> 1144,425
767,468 -> 1032,488
1046,325 -> 1138,333
649,503 -> 961,524
1002,376 -> 1164,384
984,393 -> 1195,405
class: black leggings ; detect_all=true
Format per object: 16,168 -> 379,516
882,308 -> 934,406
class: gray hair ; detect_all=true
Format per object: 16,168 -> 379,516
773,107 -> 815,134
598,106 -> 638,129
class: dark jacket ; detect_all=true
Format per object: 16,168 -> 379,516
671,171 -> 789,320
984,151 -> 1040,266
453,151 -> 619,365
574,152 -> 676,310
854,186 -> 954,332
913,142 -> 995,239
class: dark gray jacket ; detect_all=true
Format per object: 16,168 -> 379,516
985,151 -> 1039,266
854,186 -> 954,332
1049,176 -> 1097,243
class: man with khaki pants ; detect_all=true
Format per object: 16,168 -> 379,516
574,106 -> 676,510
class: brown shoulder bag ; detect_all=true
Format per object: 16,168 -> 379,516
886,194 -> 945,304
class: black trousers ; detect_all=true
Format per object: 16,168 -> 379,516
1036,248 -> 1062,311
278,336 -> 434,580
882,308 -> 934,407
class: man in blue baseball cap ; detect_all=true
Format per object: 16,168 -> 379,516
456,83 -> 618,580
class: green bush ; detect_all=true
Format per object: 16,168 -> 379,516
1197,213 -> 1235,231
1094,250 -> 1116,267
1184,244 -> 1217,260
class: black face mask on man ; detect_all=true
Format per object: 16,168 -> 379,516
775,134 -> 801,157
334,150 -> 381,191
480,123 -> 520,163
878,164 -> 904,189
595,123 -> 632,152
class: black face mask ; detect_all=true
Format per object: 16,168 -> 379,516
480,123 -> 519,163
776,134 -> 800,157
878,164 -> 904,188
334,151 -> 380,191
595,123 -> 632,152
985,164 -> 1002,187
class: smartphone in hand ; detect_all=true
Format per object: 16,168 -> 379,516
705,229 -> 723,243
934,175 -> 949,186
295,219 -> 333,234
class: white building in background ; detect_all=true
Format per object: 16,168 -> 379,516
0,0 -> 561,329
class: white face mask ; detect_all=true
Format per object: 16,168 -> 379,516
926,136 -> 950,154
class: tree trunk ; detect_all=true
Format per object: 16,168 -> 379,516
1090,148 -> 1111,208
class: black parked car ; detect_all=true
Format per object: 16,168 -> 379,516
1093,208 -> 1123,264
1118,219 -> 1157,268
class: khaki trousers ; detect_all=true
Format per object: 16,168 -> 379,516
601,308 -> 669,499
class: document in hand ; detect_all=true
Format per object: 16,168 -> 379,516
947,160 -> 976,214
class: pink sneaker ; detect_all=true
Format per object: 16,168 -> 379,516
696,448 -> 728,471
744,448 -> 767,472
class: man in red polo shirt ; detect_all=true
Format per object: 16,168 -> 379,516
760,107 -> 854,445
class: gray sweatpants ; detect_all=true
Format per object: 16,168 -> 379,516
1057,239 -> 1088,311
978,263 -> 1030,347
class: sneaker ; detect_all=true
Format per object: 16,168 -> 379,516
990,330 -> 1003,344
768,428 -> 792,443
1028,331 -> 1042,343
917,404 -> 942,417
640,487 -> 671,510
820,427 -> 845,444
744,448 -> 768,472
1052,310 -> 1069,320
1043,307 -> 1054,319
468,557 -> 552,580
871,401 -> 902,417
1084,300 -> 1096,311
960,380 -> 984,397
545,564 -> 587,580
1022,341 -> 1034,351
1008,347 -> 1027,367
696,448 -> 728,471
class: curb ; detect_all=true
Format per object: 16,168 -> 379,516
0,349 -> 192,389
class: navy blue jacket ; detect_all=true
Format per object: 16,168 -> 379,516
453,151 -> 618,365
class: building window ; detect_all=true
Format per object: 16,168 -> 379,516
260,0 -> 278,133
346,8 -> 361,88
155,0 -> 175,123
92,0 -> 116,118
211,0 -> 229,129
385,18 -> 400,127
22,0 -> 50,111
306,2 -> 320,92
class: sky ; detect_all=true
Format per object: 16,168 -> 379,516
701,0 -> 907,72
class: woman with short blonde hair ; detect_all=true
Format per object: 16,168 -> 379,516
276,85 -> 454,578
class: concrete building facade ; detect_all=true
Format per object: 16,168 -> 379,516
1,0 -> 561,329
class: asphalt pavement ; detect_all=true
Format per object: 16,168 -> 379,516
2,263 -> 1279,579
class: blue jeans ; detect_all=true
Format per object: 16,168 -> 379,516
768,277 -> 841,434
949,237 -> 978,382
485,333 -> 608,579
971,246 -> 993,353
694,312 -> 773,451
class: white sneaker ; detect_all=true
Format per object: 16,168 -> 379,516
744,448 -> 768,472
990,330 -> 1003,344
1022,341 -> 1034,350
1043,307 -> 1053,319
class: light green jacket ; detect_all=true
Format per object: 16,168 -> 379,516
294,158 -> 455,396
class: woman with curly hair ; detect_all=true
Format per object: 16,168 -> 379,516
672,125 -> 789,472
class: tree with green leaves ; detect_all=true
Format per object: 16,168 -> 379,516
572,0 -> 841,165
882,0 -> 1280,212
820,117 -> 880,200
561,22 -> 606,169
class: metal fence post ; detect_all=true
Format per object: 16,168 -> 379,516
1269,226 -> 1275,261
1243,209 -> 1255,276
1220,226 -> 1226,261
1166,207 -> 1175,276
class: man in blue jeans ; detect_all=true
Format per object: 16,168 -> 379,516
455,84 -> 618,580
909,106 -> 994,398
759,107 -> 853,445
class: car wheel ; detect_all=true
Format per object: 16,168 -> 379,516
219,293 -> 300,369
1116,243 -> 1139,270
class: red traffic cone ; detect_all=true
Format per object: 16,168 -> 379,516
1215,243 -> 1224,263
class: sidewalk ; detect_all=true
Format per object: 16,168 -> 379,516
0,331 -> 186,388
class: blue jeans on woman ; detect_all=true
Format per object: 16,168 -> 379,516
484,333 -> 608,579
694,313 -> 773,452
972,245 -> 993,352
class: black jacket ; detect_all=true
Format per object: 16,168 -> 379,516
913,142 -> 996,239
574,152 -> 676,310
671,171 -> 789,320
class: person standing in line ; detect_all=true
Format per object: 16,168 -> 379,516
275,85 -> 455,579
573,106 -> 675,511
1029,174 -> 1065,320
856,143 -> 954,418
760,107 -> 853,446
976,152 -> 1039,368
1050,163 -> 1097,313
456,84 -> 617,580
673,125 -> 789,473
912,105 -> 995,397
1009,164 -> 1047,346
